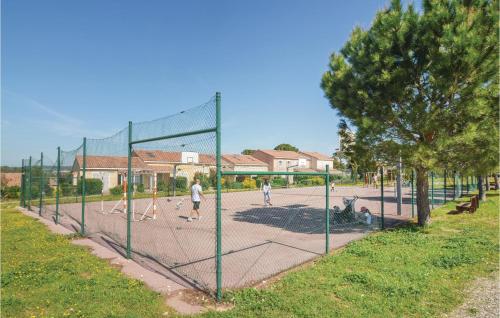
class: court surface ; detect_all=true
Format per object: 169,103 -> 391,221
42,184 -> 437,294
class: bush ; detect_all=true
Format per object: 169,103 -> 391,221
61,183 -> 75,196
271,177 -> 287,187
1,186 -> 20,199
109,185 -> 122,196
157,180 -> 167,192
310,176 -> 325,186
175,176 -> 188,191
77,178 -> 103,195
136,183 -> 145,193
242,178 -> 257,189
233,182 -> 244,189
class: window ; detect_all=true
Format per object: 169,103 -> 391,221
278,160 -> 283,166
187,157 -> 194,163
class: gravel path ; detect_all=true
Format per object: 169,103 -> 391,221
446,274 -> 499,318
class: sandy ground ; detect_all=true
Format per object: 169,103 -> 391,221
445,274 -> 499,318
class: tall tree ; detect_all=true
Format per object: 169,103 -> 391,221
321,0 -> 498,225
274,144 -> 299,152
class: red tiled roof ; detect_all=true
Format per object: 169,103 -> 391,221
255,149 -> 304,159
133,150 -> 216,165
1,173 -> 21,186
222,154 -> 267,166
300,151 -> 333,161
74,156 -> 148,171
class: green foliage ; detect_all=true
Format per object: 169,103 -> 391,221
77,178 -> 103,195
175,176 -> 187,191
271,177 -> 287,187
242,178 -> 257,189
136,183 -> 145,193
273,144 -> 299,152
241,149 -> 256,155
1,186 -> 20,199
109,185 -> 122,196
157,180 -> 167,192
321,0 -> 498,224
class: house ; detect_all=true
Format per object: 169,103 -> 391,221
222,154 -> 268,173
72,155 -> 151,193
251,150 -> 311,172
133,150 -> 216,187
299,152 -> 336,172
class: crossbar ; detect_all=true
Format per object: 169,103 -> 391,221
221,171 -> 328,176
129,127 -> 217,145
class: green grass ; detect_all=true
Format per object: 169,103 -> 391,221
2,192 -> 498,317
1,202 -> 170,318
199,192 -> 499,318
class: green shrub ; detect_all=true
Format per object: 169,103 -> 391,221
157,180 -> 167,192
310,176 -> 325,186
1,186 -> 20,199
136,183 -> 145,193
109,185 -> 122,196
271,177 -> 286,187
77,178 -> 103,195
243,178 -> 257,189
175,177 -> 187,191
60,183 -> 75,196
231,182 -> 243,189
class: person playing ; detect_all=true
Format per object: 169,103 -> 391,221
188,178 -> 205,222
330,181 -> 335,192
261,179 -> 272,207
373,174 -> 378,189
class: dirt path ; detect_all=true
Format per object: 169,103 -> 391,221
446,274 -> 499,318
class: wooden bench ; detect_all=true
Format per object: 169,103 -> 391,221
456,195 -> 479,213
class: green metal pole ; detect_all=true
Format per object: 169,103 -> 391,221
380,166 -> 384,230
431,171 -> 434,209
444,170 -> 447,204
56,147 -> 61,224
411,169 -> 415,218
39,152 -> 43,216
28,156 -> 32,211
20,159 -> 25,207
325,165 -> 330,254
81,138 -> 87,235
215,92 -> 223,302
127,122 -> 132,259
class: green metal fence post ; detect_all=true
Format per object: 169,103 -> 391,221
81,138 -> 87,235
28,156 -> 32,211
380,166 -> 385,230
411,169 -> 415,218
20,159 -> 25,207
325,165 -> 330,254
215,92 -> 223,302
444,170 -> 447,204
39,152 -> 43,216
56,147 -> 61,224
431,171 -> 434,209
127,122 -> 133,259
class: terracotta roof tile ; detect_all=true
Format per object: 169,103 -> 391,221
256,149 -> 304,159
222,154 -> 267,166
300,151 -> 333,161
75,156 -> 148,171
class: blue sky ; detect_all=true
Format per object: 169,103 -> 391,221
2,0 -> 410,166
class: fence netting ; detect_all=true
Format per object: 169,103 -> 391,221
129,97 -> 217,293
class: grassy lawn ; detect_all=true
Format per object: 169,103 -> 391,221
1,202 -> 170,318
2,192 -> 498,317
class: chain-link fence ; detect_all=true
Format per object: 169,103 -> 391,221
18,92 -> 482,300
